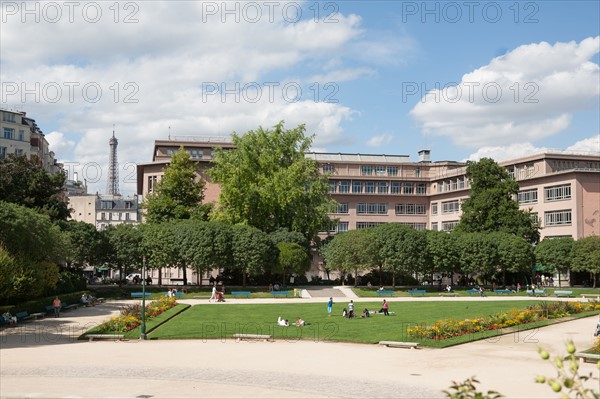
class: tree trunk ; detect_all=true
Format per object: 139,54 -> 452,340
392,269 -> 396,289
243,272 -> 247,288
158,267 -> 163,286
282,271 -> 286,288
379,265 -> 383,287
557,270 -> 561,288
354,269 -> 357,287
182,261 -> 188,286
593,272 -> 597,288
502,269 -> 507,287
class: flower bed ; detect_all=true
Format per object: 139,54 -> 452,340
408,301 -> 600,340
97,296 -> 177,333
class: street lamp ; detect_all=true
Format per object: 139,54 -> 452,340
140,255 -> 147,340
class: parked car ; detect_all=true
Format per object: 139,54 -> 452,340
126,273 -> 142,283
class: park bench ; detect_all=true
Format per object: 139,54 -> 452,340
131,292 -> 152,298
580,294 -> 600,300
232,333 -> 273,342
575,352 -> 600,363
86,334 -> 125,342
439,292 -> 458,297
272,291 -> 291,298
493,289 -> 512,295
467,289 -> 480,295
407,289 -> 426,297
378,341 -> 419,349
553,290 -> 573,298
231,291 -> 251,298
15,311 -> 33,322
163,292 -> 183,298
527,289 -> 547,297
29,312 -> 45,320
62,303 -> 79,311
45,305 -> 56,314
376,290 -> 395,296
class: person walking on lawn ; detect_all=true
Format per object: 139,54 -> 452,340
327,297 -> 333,317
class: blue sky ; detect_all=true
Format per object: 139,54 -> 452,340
1,1 -> 598,196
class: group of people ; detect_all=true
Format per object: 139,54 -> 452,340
338,298 -> 390,318
209,284 -> 225,302
2,311 -> 17,325
166,288 -> 179,298
80,293 -> 98,306
277,316 -> 305,327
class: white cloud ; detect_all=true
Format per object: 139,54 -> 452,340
566,135 -> 600,154
366,134 -> 393,147
410,37 -> 600,147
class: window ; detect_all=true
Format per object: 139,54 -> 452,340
507,166 -> 515,179
395,204 -> 426,215
0,147 -> 7,160
361,165 -> 373,176
18,130 -> 24,141
357,203 -> 387,215
3,128 -> 14,140
100,201 -> 113,210
442,200 -> 460,214
2,112 -> 16,123
545,210 -> 572,226
352,181 -> 363,193
442,220 -> 459,231
378,182 -> 388,194
334,203 -> 348,214
517,189 -> 538,204
415,167 -> 420,177
458,179 -> 465,189
323,164 -> 335,173
445,181 -> 450,192
124,201 -> 132,209
431,202 -> 438,215
330,222 -> 349,233
328,181 -> 336,193
403,183 -> 414,194
375,166 -> 386,176
101,212 -> 106,220
339,180 -> 350,193
125,213 -> 131,221
431,222 -> 438,231
14,149 -> 23,155
108,213 -> 113,220
544,184 -> 571,201
365,182 -> 376,193
387,166 -> 398,176
416,183 -> 426,194
451,180 -> 457,190
391,182 -> 401,194
118,213 -> 122,220
400,222 -> 426,231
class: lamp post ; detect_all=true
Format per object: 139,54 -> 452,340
141,256 -> 147,340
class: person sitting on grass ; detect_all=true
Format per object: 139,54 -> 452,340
342,308 -> 348,318
295,317 -> 305,327
277,317 -> 289,327
361,308 -> 370,318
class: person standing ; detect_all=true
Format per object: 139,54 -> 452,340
381,299 -> 389,316
209,283 -> 217,302
327,297 -> 333,317
52,296 -> 62,318
348,300 -> 355,318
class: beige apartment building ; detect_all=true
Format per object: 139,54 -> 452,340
136,137 -> 600,284
0,108 -> 61,173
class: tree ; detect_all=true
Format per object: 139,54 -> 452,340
456,158 -> 540,244
104,224 -> 143,284
571,236 -> 600,288
457,233 -> 498,283
373,224 -> 428,287
494,232 -> 534,286
208,122 -> 334,241
141,222 -> 180,286
60,220 -> 108,269
425,230 -> 460,285
230,224 -> 277,287
143,147 -> 206,223
321,229 -> 378,286
0,154 -> 70,221
274,242 -> 310,287
534,237 -> 574,287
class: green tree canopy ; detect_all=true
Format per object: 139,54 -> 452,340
141,222 -> 180,285
60,220 -> 108,269
534,237 -> 573,287
208,122 -> 334,241
457,233 -> 498,281
274,242 -> 311,286
571,236 -> 600,288
494,232 -> 534,286
0,154 -> 70,221
425,230 -> 460,282
456,158 -> 540,244
104,224 -> 143,283
143,147 -> 206,223
230,224 -> 277,287
322,229 -> 378,286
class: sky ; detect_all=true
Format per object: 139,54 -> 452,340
1,0 -> 599,196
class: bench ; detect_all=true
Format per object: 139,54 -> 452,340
493,289 -> 512,295
553,290 -> 573,297
62,303 -> 79,311
131,292 -> 152,298
527,289 -> 547,297
378,341 -> 419,349
15,311 -> 33,321
29,312 -> 45,320
232,333 -> 273,342
45,305 -> 56,314
580,294 -> 600,300
439,292 -> 458,297
272,291 -> 291,298
407,289 -> 426,296
163,292 -> 183,298
86,334 -> 125,342
575,352 -> 600,363
231,291 -> 251,298
467,289 -> 480,295
376,290 -> 395,296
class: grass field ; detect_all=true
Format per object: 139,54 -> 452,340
352,287 -> 600,298
148,300 -> 598,347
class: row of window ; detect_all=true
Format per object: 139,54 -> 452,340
430,200 -> 461,215
98,212 -> 134,221
328,180 -> 427,195
99,201 -> 135,210
332,202 -> 427,215
165,148 -> 215,158
551,160 -> 600,172
436,179 -> 467,193
3,128 -> 26,141
517,184 -> 572,204
0,146 -> 24,159
2,112 -> 17,123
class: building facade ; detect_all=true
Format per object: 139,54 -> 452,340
136,137 -> 600,283
69,194 -> 140,230
0,108 -> 61,173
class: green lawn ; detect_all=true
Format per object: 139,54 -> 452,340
352,287 -> 600,298
148,300 -> 596,347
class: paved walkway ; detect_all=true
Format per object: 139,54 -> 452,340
1,297 -> 598,398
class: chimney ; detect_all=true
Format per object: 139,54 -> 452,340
418,149 -> 431,163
